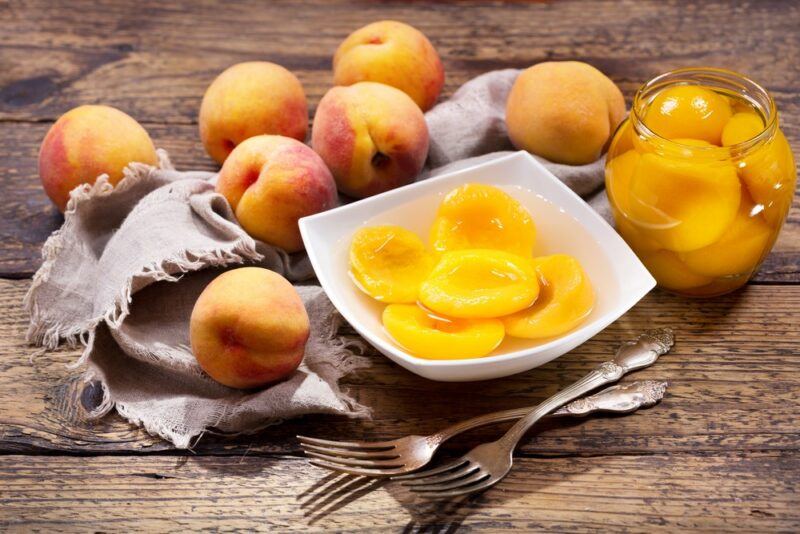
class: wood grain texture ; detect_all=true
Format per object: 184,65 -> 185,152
1,1 -> 800,531
1,453 -> 797,532
3,278 -> 799,457
0,0 -> 798,278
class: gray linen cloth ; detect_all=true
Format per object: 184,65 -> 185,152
25,69 -> 611,448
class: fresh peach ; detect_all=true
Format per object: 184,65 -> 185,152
311,82 -> 428,198
506,61 -> 625,165
199,62 -> 308,164
38,105 -> 157,211
333,20 -> 444,111
190,267 -> 309,389
216,135 -> 338,252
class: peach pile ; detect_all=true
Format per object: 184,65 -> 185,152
606,85 -> 796,296
349,184 -> 595,360
190,267 -> 310,389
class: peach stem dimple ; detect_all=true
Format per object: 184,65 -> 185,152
371,151 -> 391,168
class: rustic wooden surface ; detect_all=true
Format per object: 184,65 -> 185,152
1,0 -> 798,531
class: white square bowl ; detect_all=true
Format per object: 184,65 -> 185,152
299,151 -> 655,382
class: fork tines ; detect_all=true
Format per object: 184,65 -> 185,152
394,459 -> 493,498
297,435 -> 406,477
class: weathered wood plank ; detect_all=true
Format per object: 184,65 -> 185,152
0,452 -> 797,532
2,122 -> 798,279
2,278 -> 799,456
1,0 -> 799,129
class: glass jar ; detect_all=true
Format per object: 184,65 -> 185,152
605,68 -> 796,297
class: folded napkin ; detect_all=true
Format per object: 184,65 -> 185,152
25,69 -> 610,448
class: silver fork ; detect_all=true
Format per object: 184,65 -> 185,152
393,328 -> 673,498
299,328 -> 673,478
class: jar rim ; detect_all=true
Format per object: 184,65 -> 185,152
631,67 -> 778,156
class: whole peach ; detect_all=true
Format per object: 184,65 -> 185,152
333,20 -> 444,111
190,267 -> 309,389
506,61 -> 626,165
216,135 -> 337,252
199,62 -> 308,164
311,82 -> 429,199
38,105 -> 158,211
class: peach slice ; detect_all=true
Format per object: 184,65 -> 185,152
738,130 -> 796,227
419,249 -> 539,319
721,111 -> 764,147
643,85 -> 732,145
638,249 -> 712,291
679,193 -> 773,278
349,225 -> 434,303
605,149 -> 640,221
429,183 -> 536,257
627,150 -> 741,252
382,304 -> 504,360
502,254 -> 594,339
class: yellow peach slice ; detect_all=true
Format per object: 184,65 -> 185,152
614,213 -> 663,253
643,85 -> 732,145
721,111 -> 764,146
679,194 -> 773,278
607,119 -> 635,156
349,225 -> 434,303
606,149 -> 640,219
419,249 -> 539,319
382,304 -> 504,360
738,130 -> 796,227
638,249 -> 712,291
627,151 -> 741,252
429,183 -> 536,257
502,254 -> 594,340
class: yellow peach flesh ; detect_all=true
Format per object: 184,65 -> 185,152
382,304 -> 504,360
429,183 -> 536,257
419,249 -> 539,319
349,225 -> 434,304
502,254 -> 594,339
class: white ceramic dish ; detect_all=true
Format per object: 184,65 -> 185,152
299,151 -> 655,382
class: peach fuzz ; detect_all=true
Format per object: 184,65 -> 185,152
199,62 -> 308,164
38,105 -> 157,212
311,82 -> 429,199
190,267 -> 309,389
506,61 -> 625,165
333,20 -> 444,111
216,135 -> 338,252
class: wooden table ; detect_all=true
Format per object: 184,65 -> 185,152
2,1 -> 799,531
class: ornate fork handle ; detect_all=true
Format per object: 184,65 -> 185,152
431,329 -> 673,445
431,379 -> 668,444
497,328 -> 673,448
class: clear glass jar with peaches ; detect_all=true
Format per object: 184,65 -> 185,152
605,68 -> 796,297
